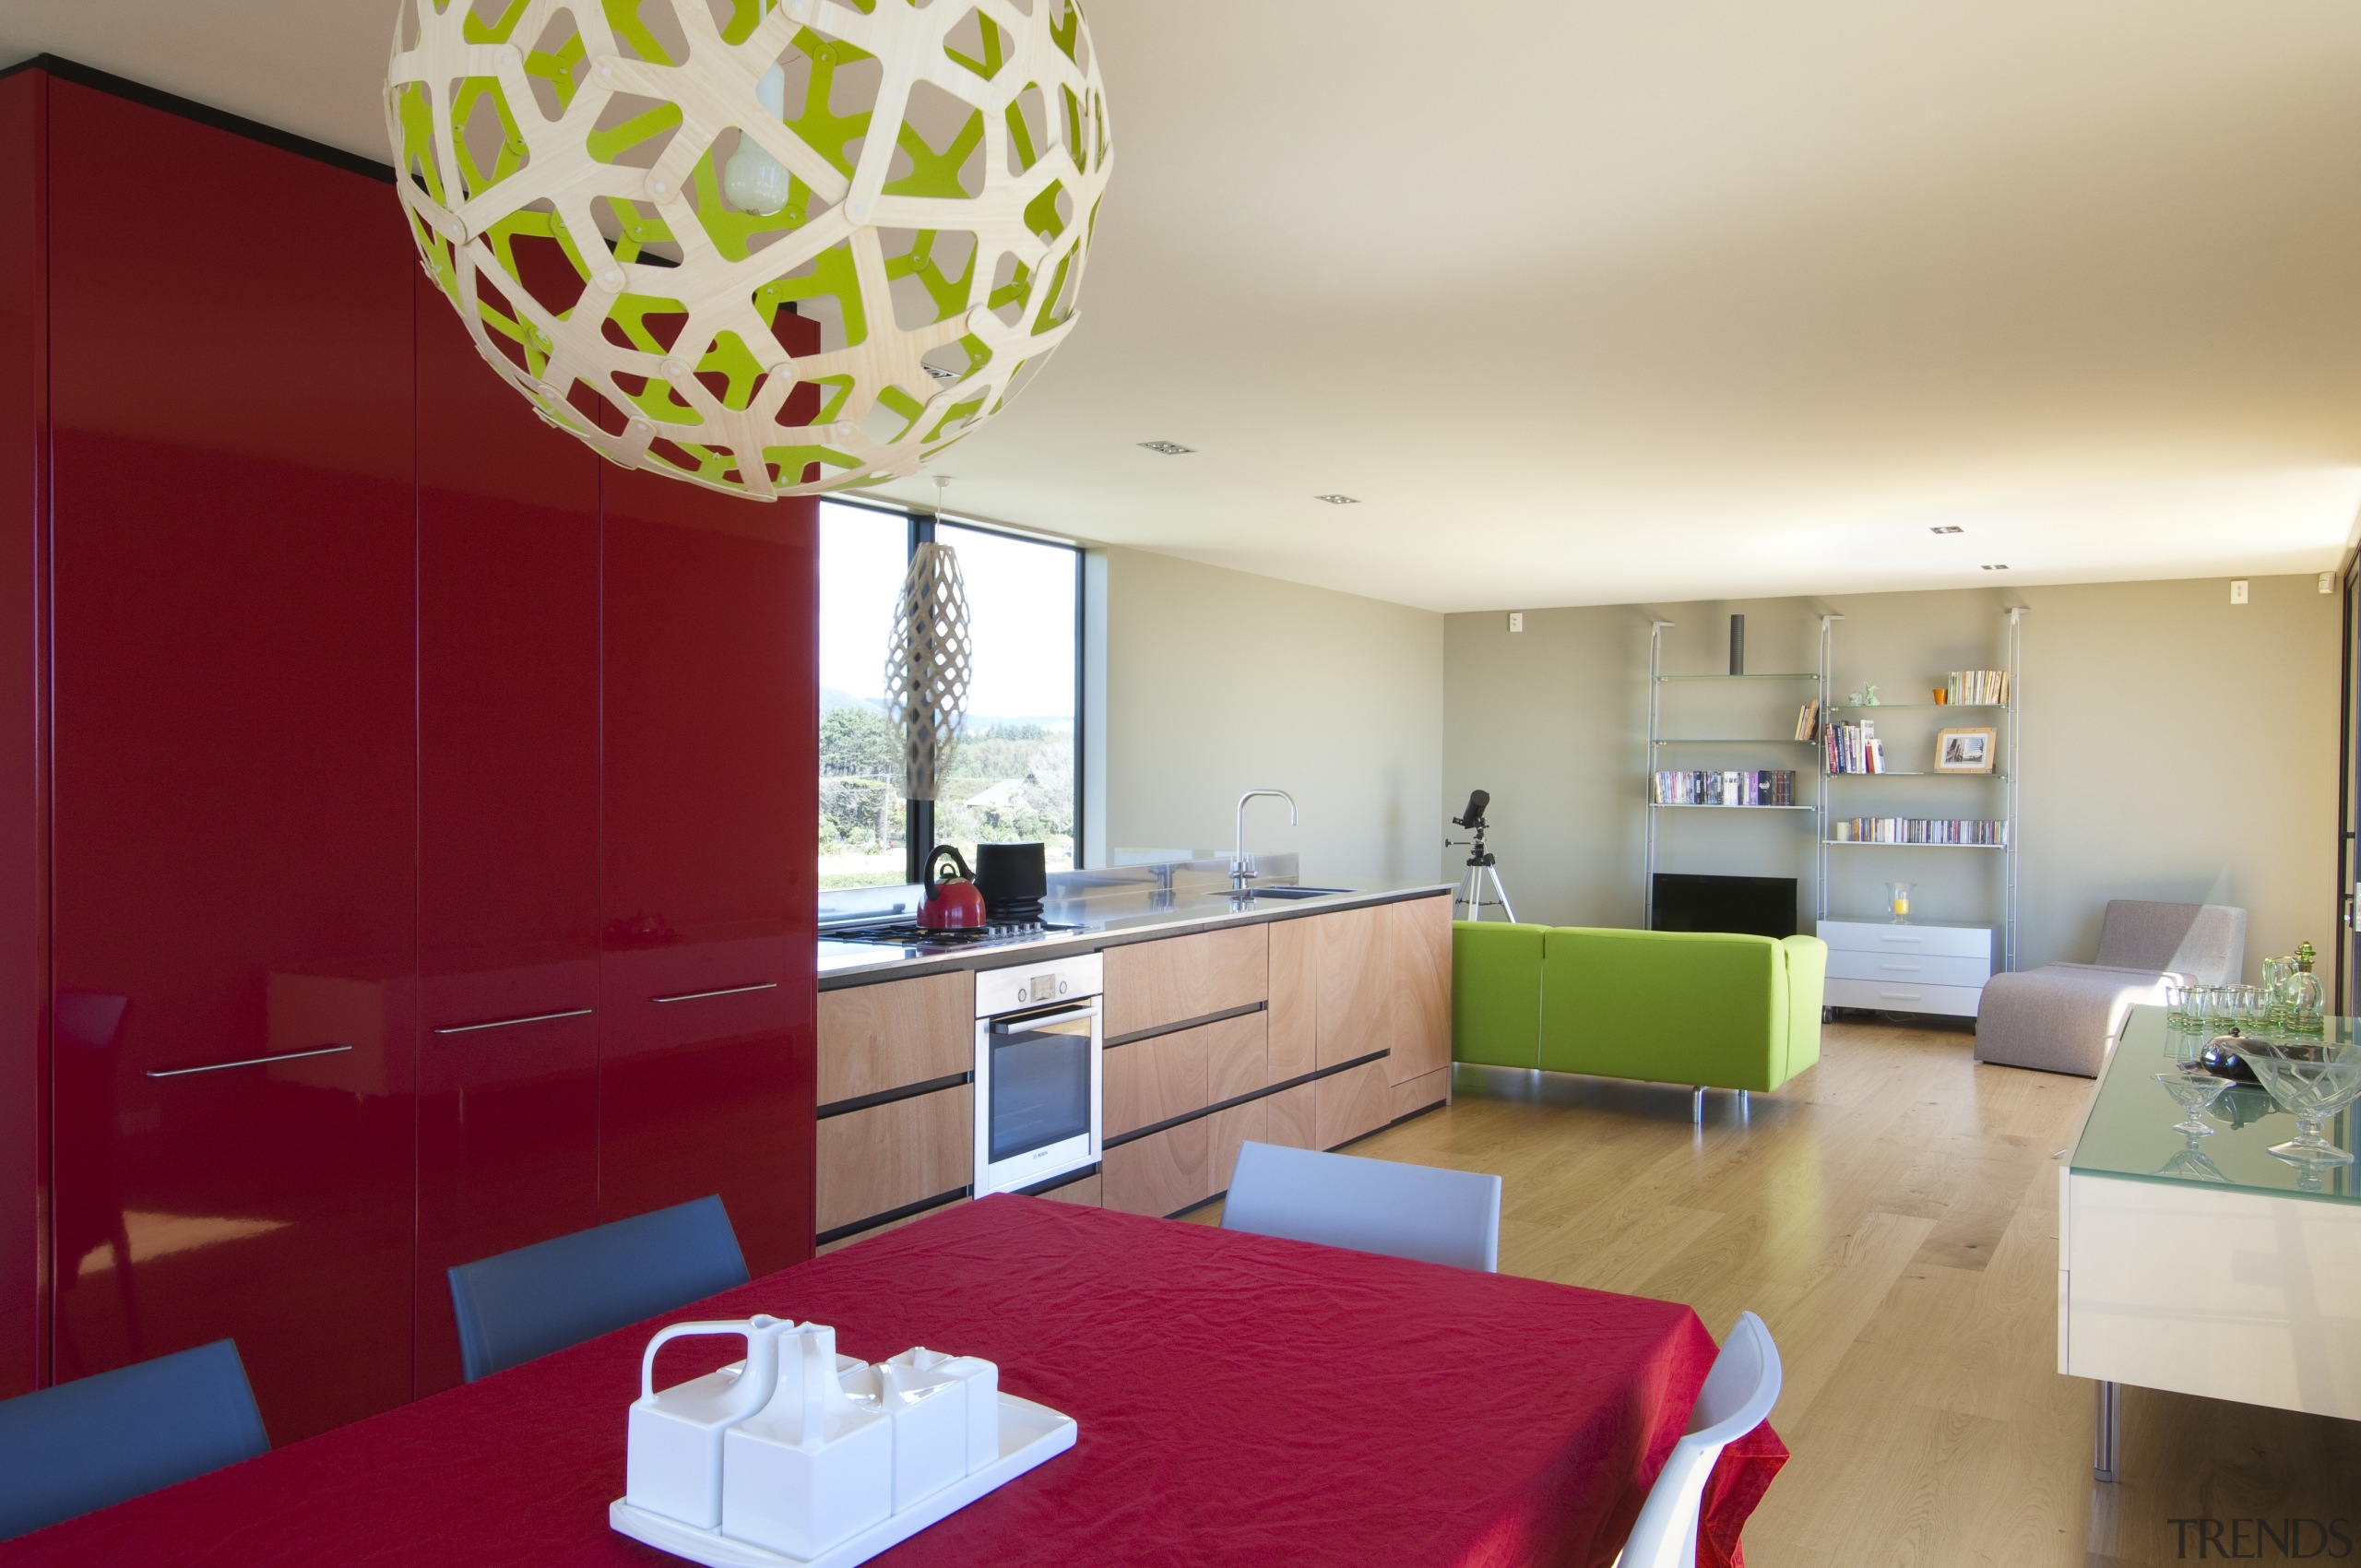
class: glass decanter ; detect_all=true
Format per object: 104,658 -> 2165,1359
2284,942 -> 2326,1037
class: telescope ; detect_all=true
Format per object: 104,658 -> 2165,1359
1443,790 -> 1515,922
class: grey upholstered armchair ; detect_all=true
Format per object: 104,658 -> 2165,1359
1974,900 -> 2247,1077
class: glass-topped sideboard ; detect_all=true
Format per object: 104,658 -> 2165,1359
2060,1005 -> 2361,1480
2072,1006 -> 2360,1202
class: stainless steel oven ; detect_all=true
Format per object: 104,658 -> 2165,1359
973,954 -> 1102,1197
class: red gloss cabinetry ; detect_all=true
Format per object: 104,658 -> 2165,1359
599,467 -> 817,1275
414,279 -> 606,1398
0,70 -> 48,1403
0,68 -> 819,1434
45,83 -> 421,1441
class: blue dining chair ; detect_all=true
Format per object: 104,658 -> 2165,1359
449,1194 -> 751,1382
1222,1141 -> 1503,1271
0,1339 -> 268,1540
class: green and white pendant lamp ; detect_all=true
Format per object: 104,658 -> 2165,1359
386,0 -> 1111,500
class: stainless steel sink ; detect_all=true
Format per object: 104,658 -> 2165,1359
1233,885 -> 1353,900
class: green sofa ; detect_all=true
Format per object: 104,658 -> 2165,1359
1452,922 -> 1825,1099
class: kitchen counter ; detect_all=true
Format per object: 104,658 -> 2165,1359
818,879 -> 1455,990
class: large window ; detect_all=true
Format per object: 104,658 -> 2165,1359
818,501 -> 1081,889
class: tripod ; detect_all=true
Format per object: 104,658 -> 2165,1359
1445,810 -> 1516,922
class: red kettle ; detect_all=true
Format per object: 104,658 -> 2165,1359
917,846 -> 990,931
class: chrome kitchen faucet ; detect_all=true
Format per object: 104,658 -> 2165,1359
1231,790 -> 1299,893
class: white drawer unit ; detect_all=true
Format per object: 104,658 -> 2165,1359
1818,921 -> 1992,1017
1825,950 -> 1992,987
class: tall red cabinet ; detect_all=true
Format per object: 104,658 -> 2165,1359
0,62 -> 818,1435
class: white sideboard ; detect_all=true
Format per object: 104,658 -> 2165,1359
1816,919 -> 1992,1017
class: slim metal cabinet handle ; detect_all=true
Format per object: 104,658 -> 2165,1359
651,981 -> 778,1004
432,1007 -> 594,1037
147,1043 -> 354,1080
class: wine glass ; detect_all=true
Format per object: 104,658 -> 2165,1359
2238,1036 -> 2361,1168
2153,1064 -> 2234,1137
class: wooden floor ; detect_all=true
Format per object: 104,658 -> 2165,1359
1186,1018 -> 2361,1565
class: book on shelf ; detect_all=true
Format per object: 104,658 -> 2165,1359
1944,670 -> 2011,707
1823,719 -> 1884,774
1651,769 -> 1797,806
1828,817 -> 2009,846
1792,700 -> 1821,742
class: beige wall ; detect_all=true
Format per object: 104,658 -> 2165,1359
1442,576 -> 2341,979
1090,547 -> 1444,885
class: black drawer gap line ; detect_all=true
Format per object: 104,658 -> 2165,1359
1103,1001 -> 1267,1050
817,1185 -> 970,1247
1102,1048 -> 1390,1149
817,1070 -> 973,1120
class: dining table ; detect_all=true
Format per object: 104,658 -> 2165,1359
0,1195 -> 1786,1567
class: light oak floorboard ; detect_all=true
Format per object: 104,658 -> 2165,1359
1186,1019 -> 2361,1565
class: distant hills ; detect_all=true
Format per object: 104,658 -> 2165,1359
820,686 -> 1072,731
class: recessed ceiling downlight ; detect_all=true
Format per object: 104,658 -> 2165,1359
1981,564 -> 2010,571
1137,441 -> 1195,456
1314,494 -> 1360,505
1929,526 -> 1964,535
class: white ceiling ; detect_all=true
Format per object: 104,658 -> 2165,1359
9,0 -> 2361,612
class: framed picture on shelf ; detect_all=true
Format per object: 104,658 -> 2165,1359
1935,727 -> 1996,774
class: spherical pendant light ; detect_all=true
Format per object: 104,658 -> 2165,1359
386,0 -> 1111,501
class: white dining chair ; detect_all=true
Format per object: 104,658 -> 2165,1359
1613,1312 -> 1784,1568
1220,1141 -> 1502,1271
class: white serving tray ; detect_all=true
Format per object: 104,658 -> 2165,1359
610,1393 -> 1076,1568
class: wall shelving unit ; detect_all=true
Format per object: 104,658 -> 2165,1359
1641,621 -> 1824,929
1815,608 -> 2024,971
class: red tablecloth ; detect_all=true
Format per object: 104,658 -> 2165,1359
3,1197 -> 1784,1567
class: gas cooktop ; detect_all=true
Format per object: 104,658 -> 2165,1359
825,919 -> 1084,950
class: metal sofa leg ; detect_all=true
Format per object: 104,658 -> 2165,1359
1692,1086 -> 1704,1126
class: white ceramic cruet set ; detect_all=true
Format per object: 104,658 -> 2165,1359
610,1314 -> 1076,1568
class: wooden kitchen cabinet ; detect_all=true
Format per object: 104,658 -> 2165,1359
1387,896 -> 1453,1087
1313,905 -> 1389,1069
1267,919 -> 1317,1082
1104,1028 -> 1208,1138
1103,1119 -> 1212,1218
1265,1083 -> 1318,1149
1103,924 -> 1266,1039
1204,1012 -> 1270,1102
816,1087 -> 971,1235
1315,1060 -> 1393,1149
817,972 -> 972,1106
1209,1100 -> 1265,1194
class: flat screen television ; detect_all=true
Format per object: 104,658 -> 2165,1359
1651,873 -> 1797,941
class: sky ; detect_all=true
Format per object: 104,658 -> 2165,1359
818,501 -> 1080,720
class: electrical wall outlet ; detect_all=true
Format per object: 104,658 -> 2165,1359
1508,612 -> 1524,633
2230,579 -> 2249,604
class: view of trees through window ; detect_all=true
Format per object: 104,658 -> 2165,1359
818,503 -> 1080,890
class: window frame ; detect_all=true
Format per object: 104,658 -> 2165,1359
819,493 -> 1088,883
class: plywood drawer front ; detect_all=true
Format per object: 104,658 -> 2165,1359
1037,1172 -> 1100,1208
1817,921 -> 1992,961
1315,1060 -> 1392,1149
1267,919 -> 1317,1082
1388,895 -> 1453,1085
1313,905 -> 1390,1069
817,972 -> 974,1105
1103,1120 -> 1212,1218
1204,1011 -> 1271,1102
1264,1082 -> 1318,1150
1103,1028 -> 1209,1138
1391,1067 -> 1450,1123
1209,1100 -> 1266,1195
1826,950 -> 1991,987
1824,977 -> 1986,1017
816,1086 -> 972,1233
1103,924 -> 1268,1039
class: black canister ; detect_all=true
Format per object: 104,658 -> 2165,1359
974,841 -> 1048,921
